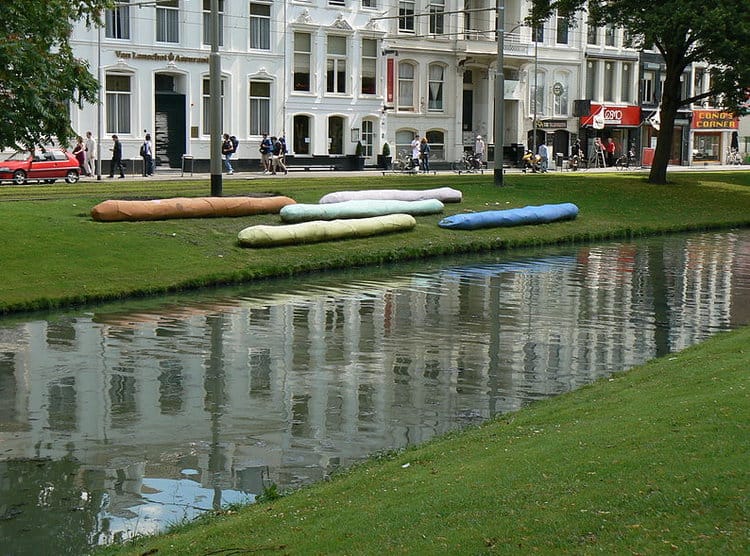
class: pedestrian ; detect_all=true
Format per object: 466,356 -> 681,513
108,134 -> 125,178
271,136 -> 287,175
537,142 -> 549,173
259,132 -> 273,174
84,131 -> 96,177
140,133 -> 154,176
72,136 -> 86,176
411,134 -> 421,170
222,133 -> 234,175
606,137 -> 617,167
419,136 -> 431,173
474,135 -> 486,165
278,135 -> 287,166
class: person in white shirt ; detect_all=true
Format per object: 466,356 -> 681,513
411,135 -> 421,170
84,131 -> 96,177
537,142 -> 549,173
474,135 -> 486,164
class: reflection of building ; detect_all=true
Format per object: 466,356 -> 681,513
1,232 -> 748,550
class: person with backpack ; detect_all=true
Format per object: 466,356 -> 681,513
259,133 -> 273,174
222,133 -> 234,175
140,133 -> 154,176
271,136 -> 288,175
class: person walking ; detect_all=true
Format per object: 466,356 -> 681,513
72,136 -> 86,176
222,133 -> 234,175
108,135 -> 125,179
259,133 -> 273,174
419,136 -> 431,173
474,135 -> 486,166
411,134 -> 421,170
140,133 -> 154,176
84,131 -> 96,177
271,136 -> 288,175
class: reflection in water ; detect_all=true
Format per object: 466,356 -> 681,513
0,230 -> 749,554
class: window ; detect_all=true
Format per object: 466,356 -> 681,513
399,0 -> 415,33
294,33 -> 311,92
428,64 -> 444,111
429,0 -> 445,35
556,13 -> 569,44
395,129 -> 416,157
326,36 -> 347,94
621,63 -> 632,103
203,0 -> 224,46
531,71 -> 546,116
533,25 -> 543,43
397,62 -> 415,111
643,71 -> 654,104
249,81 -> 271,135
362,0 -> 377,7
586,19 -> 598,45
330,0 -> 345,5
249,2 -> 271,50
605,24 -> 616,47
553,74 -> 569,116
156,0 -> 179,43
202,77 -> 225,135
105,75 -> 131,134
425,130 -> 444,160
604,62 -> 614,102
105,1 -> 130,39
586,60 -> 598,100
361,39 -> 377,95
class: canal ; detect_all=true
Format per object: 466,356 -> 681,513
1,229 -> 749,554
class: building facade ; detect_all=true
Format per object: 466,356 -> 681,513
69,0 -> 745,171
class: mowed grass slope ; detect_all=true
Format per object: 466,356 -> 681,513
1,170 -> 749,313
98,325 -> 749,555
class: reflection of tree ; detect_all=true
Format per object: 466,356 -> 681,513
0,459 -> 105,555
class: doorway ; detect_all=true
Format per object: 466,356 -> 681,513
154,74 -> 186,168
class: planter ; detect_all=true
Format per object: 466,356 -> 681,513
347,154 -> 366,170
377,155 -> 392,169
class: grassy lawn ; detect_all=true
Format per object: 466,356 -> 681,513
1,170 -> 749,313
97,324 -> 750,555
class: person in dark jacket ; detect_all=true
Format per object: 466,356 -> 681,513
108,135 -> 125,178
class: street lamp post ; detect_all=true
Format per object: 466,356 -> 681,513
209,0 -> 222,196
493,0 -> 505,186
532,29 -> 539,156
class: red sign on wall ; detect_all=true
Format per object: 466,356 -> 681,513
691,110 -> 739,130
386,58 -> 394,104
580,104 -> 641,127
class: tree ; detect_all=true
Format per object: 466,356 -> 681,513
0,1 -> 113,152
529,0 -> 750,184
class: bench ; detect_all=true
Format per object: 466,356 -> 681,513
286,164 -> 339,172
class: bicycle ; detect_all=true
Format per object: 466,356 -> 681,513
614,147 -> 637,170
389,149 -> 417,174
451,151 -> 483,174
726,147 -> 743,165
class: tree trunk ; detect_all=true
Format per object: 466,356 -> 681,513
647,58 -> 685,185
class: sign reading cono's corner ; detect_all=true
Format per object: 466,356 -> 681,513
115,51 -> 209,64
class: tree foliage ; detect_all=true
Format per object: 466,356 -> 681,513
0,1 -> 113,152
529,0 -> 750,184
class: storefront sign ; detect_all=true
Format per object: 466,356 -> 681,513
580,104 -> 641,127
115,51 -> 209,64
691,110 -> 739,130
538,119 -> 567,129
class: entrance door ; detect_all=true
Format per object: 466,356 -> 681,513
155,93 -> 186,168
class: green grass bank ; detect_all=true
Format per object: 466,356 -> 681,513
98,324 -> 749,555
1,170 -> 749,314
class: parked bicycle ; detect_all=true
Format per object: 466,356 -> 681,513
451,151 -> 483,174
390,149 -> 417,173
726,147 -> 743,165
614,145 -> 637,170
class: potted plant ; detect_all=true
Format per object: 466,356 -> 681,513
352,141 -> 366,170
378,142 -> 392,169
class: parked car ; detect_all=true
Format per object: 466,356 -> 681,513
0,149 -> 80,185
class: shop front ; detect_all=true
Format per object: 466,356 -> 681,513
691,109 -> 740,165
579,104 -> 641,164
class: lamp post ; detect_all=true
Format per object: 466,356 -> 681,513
532,28 -> 539,156
493,0 -> 505,186
209,0 -> 222,196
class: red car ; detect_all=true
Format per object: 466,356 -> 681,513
0,149 -> 81,185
